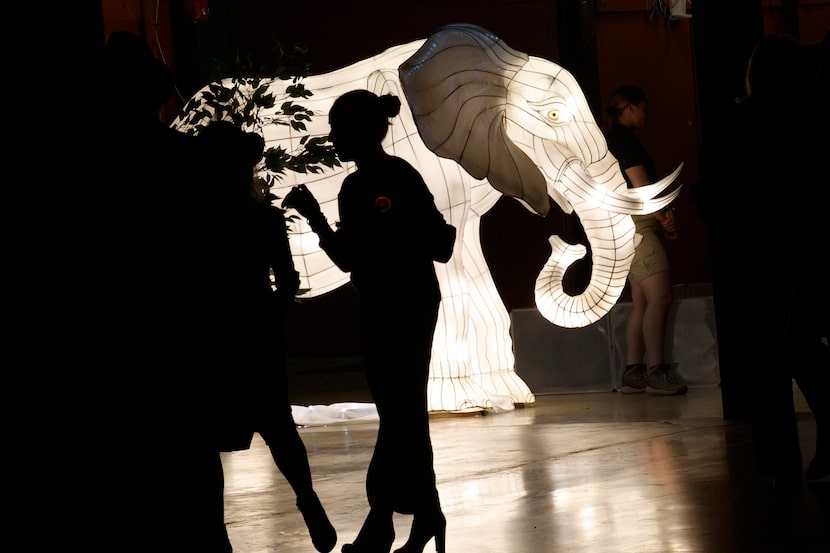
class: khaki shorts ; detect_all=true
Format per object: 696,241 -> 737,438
629,215 -> 670,282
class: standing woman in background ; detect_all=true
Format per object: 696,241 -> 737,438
284,89 -> 455,553
605,85 -> 687,396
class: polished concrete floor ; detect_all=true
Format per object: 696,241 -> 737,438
218,362 -> 828,553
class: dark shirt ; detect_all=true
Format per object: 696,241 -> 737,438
207,200 -> 299,316
606,123 -> 657,187
319,154 -> 452,295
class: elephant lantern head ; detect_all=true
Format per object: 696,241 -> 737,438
399,24 -> 681,328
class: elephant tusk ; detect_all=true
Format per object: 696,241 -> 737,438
552,162 -> 682,217
625,163 -> 684,212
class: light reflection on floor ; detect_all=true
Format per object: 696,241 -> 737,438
220,386 -> 827,553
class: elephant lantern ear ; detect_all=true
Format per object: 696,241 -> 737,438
399,24 -> 551,216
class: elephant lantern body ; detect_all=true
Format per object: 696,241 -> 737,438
176,24 -> 680,413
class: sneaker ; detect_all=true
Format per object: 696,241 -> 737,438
646,364 -> 688,395
619,364 -> 647,393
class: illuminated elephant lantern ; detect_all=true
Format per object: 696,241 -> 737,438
180,24 -> 680,413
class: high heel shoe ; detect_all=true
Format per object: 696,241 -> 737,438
393,512 -> 446,553
297,492 -> 337,553
341,509 -> 395,553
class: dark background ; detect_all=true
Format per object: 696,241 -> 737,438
94,1 -> 829,357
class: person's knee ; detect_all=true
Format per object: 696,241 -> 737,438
656,289 -> 673,309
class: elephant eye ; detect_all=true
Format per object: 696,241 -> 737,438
547,109 -> 561,121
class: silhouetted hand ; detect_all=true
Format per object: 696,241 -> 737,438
283,184 -> 326,228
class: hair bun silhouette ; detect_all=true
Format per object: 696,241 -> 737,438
377,94 -> 402,118
330,90 -> 401,143
331,90 -> 401,119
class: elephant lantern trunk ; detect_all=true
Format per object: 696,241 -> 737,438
400,23 -> 681,329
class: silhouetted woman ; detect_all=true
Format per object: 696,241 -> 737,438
284,90 -> 455,553
198,120 -> 337,553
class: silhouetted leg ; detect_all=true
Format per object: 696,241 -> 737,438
257,370 -> 336,553
344,418 -> 395,552
749,279 -> 803,489
257,393 -> 317,498
754,365 -> 802,489
793,345 -> 830,480
175,448 -> 232,553
362,291 -> 445,553
788,278 -> 830,480
345,291 -> 443,553
206,452 -> 234,553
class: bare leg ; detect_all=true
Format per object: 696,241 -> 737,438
625,279 -> 647,365
631,270 -> 687,395
636,270 -> 673,366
